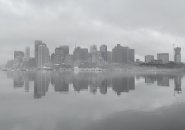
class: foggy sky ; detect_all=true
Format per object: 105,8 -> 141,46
1,0 -> 185,64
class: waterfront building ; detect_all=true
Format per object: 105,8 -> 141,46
174,47 -> 181,63
35,40 -> 43,66
90,45 -> 98,64
157,53 -> 169,64
24,46 -> 30,61
129,49 -> 135,63
107,51 -> 112,63
73,47 -> 88,65
100,45 -> 107,62
38,43 -> 50,67
145,55 -> 154,63
54,46 -> 69,64
112,44 -> 135,64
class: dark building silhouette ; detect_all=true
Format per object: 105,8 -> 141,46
174,47 -> 181,63
53,46 -> 69,64
107,51 -> 112,63
129,49 -> 135,63
73,47 -> 88,65
112,44 -> 135,64
38,43 -> 50,67
100,45 -> 108,62
145,55 -> 155,63
157,53 -> 169,64
34,40 -> 43,66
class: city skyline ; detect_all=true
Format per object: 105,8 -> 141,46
5,40 -> 182,68
1,0 -> 185,64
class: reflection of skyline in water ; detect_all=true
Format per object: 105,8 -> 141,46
138,74 -> 182,95
6,71 -> 183,99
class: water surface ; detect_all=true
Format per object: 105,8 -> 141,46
1,71 -> 185,130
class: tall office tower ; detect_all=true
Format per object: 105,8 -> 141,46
73,47 -> 88,64
157,53 -> 169,64
129,49 -> 135,63
35,40 -> 43,66
100,44 -> 107,62
90,45 -> 98,64
50,53 -> 56,64
107,51 -> 112,63
38,43 -> 50,67
174,47 -> 181,63
145,55 -> 154,63
112,44 -> 135,64
25,46 -> 30,61
54,46 -> 69,64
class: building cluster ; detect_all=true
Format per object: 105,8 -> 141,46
6,40 -> 135,69
144,47 -> 181,64
6,40 -> 182,69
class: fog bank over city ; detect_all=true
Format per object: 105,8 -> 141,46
1,0 -> 185,64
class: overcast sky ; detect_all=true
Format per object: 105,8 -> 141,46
1,0 -> 185,64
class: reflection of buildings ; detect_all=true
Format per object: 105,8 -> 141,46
24,77 -> 29,92
13,72 -> 185,98
112,76 -> 135,95
89,74 -> 99,94
157,75 -> 169,87
73,76 -> 88,92
174,76 -> 182,94
112,44 -> 135,64
145,76 -> 156,84
99,79 -> 108,95
34,72 -> 50,99
143,75 -> 170,87
51,73 -> 69,92
13,72 -> 24,88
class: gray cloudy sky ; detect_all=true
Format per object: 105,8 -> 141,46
1,0 -> 185,64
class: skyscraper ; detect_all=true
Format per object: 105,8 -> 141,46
100,44 -> 107,62
35,40 -> 43,66
129,49 -> 135,63
25,46 -> 30,61
112,44 -> 134,64
90,45 -> 98,64
54,46 -> 69,64
38,43 -> 50,67
174,47 -> 181,63
73,47 -> 88,64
